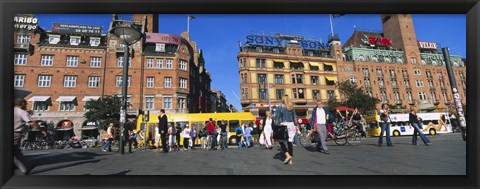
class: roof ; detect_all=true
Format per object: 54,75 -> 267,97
343,30 -> 384,49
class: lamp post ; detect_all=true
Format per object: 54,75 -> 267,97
110,21 -> 143,154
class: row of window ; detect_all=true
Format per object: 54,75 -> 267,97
241,73 -> 336,86
370,89 -> 450,104
145,58 -> 185,70
14,75 -> 188,89
47,35 -> 101,46
240,58 -> 334,71
241,88 -> 335,101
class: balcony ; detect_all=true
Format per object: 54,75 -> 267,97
429,86 -> 436,90
115,47 -> 134,55
440,85 -> 446,90
403,75 -> 409,79
14,43 -> 34,53
408,101 -> 415,105
395,100 -> 403,105
434,101 -> 440,105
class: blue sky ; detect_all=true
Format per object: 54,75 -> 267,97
35,14 -> 466,110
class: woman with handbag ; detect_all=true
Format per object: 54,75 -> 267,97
274,95 -> 299,165
102,123 -> 114,152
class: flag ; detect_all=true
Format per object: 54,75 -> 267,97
332,14 -> 346,18
189,15 -> 195,20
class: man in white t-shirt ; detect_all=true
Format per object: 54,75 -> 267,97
308,100 -> 335,155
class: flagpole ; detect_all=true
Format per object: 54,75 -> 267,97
329,14 -> 334,38
187,14 -> 190,33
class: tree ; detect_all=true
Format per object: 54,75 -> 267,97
84,95 -> 123,131
336,81 -> 380,114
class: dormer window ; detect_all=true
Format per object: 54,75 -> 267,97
48,35 -> 60,44
70,36 -> 81,46
155,43 -> 165,52
90,37 -> 100,46
273,48 -> 279,54
256,47 -> 263,53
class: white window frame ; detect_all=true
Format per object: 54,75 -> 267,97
416,80 -> 424,87
60,101 -> 76,111
411,57 -> 417,64
66,56 -> 78,67
407,91 -> 413,103
180,78 -> 187,89
145,96 -> 155,110
178,97 -> 186,110
38,75 -> 52,87
115,76 -> 131,87
14,75 -> 25,87
147,77 -> 155,88
33,101 -> 49,111
164,77 -> 172,88
155,43 -> 165,52
418,92 -> 427,101
166,59 -> 173,69
17,35 -> 30,44
70,36 -> 81,46
157,59 -> 163,69
381,91 -> 387,102
48,34 -> 60,44
14,54 -> 27,65
90,57 -> 101,68
413,69 -> 421,75
90,37 -> 100,46
88,76 -> 100,88
41,55 -> 54,66
146,58 -> 154,69
180,60 -> 187,70
163,96 -> 173,109
63,76 -> 77,88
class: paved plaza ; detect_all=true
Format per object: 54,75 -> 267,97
18,133 -> 466,175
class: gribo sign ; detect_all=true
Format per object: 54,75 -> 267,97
14,15 -> 38,31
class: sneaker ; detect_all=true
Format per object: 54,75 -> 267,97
102,149 -> 107,152
324,150 -> 330,155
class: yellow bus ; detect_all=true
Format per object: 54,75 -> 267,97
135,112 -> 256,147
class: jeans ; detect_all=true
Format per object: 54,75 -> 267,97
378,122 -> 392,146
102,138 -> 112,151
245,135 -> 252,148
237,135 -> 244,148
210,134 -> 217,149
412,122 -> 430,145
220,132 -> 228,149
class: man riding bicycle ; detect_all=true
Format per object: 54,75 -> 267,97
308,100 -> 336,155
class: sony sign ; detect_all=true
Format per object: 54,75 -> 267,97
418,41 -> 437,50
14,15 -> 38,31
245,35 -> 332,50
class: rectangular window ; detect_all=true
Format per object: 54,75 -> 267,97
327,90 -> 335,100
378,78 -> 384,88
310,66 -> 319,71
292,88 -> 298,99
381,91 -> 387,102
115,76 -> 131,87
366,91 -> 373,97
442,91 -> 448,102
391,79 -> 397,88
164,77 -> 172,88
178,97 -> 186,110
90,57 -> 101,68
38,75 -> 52,87
157,59 -> 163,69
416,80 -> 424,87
404,80 -> 411,88
308,51 -> 314,56
163,96 -> 172,109
394,91 -> 400,101
17,35 -> 30,44
259,89 -> 267,100
146,58 -> 154,69
326,77 -> 335,86
275,75 -> 284,84
49,35 -> 60,44
311,76 -> 319,85
256,59 -> 266,68
180,60 -> 188,70
41,55 -> 54,66
273,48 -> 279,54
296,74 -> 303,84
146,96 -> 155,110
90,37 -> 100,46
324,64 -> 334,72
70,36 -> 81,45
63,76 -> 77,87
413,69 -> 422,75
431,92 -> 438,103
66,56 -> 78,67
258,74 -> 267,84
273,62 -> 284,69
180,78 -> 187,89
362,68 -> 369,77
14,75 -> 25,87
418,92 -> 427,101
411,57 -> 417,64
256,47 -> 263,52
312,90 -> 320,100
147,77 -> 155,88
88,76 -> 100,88
298,88 -> 305,99
376,69 -> 383,77
407,91 -> 413,103
389,69 -> 396,78
364,78 -> 371,87
60,102 -> 75,111
166,59 -> 173,69
276,89 -> 284,100
14,54 -> 27,65
155,43 -> 165,52
33,102 -> 49,111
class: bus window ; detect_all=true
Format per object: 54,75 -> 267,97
229,120 -> 239,132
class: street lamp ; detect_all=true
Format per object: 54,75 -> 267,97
110,21 -> 143,154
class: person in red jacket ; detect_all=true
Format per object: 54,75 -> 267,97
207,118 -> 217,150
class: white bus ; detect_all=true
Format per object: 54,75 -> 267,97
377,112 -> 452,137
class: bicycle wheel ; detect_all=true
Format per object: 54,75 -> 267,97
333,136 -> 347,146
299,132 -> 313,148
347,130 -> 361,146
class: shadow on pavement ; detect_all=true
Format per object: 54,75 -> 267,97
108,170 -> 131,175
30,159 -> 102,174
25,151 -> 104,167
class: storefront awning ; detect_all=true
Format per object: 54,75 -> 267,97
323,62 -> 335,66
325,76 -> 337,81
309,62 -> 320,67
28,96 -> 51,102
56,96 -> 77,102
82,96 -> 100,102
273,59 -> 284,62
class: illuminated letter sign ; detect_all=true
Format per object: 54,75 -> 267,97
245,35 -> 330,50
418,41 -> 437,50
14,15 -> 38,31
368,36 -> 392,47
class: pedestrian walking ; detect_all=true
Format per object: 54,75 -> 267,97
190,124 -> 197,150
176,124 -> 182,149
158,109 -> 169,152
262,111 -> 274,149
378,104 -> 393,147
168,124 -> 177,152
207,118 -> 217,150
154,126 -> 161,152
13,98 -> 47,174
245,124 -> 253,148
219,120 -> 228,150
102,123 -> 114,152
123,121 -> 134,153
309,100 -> 336,155
235,124 -> 244,149
183,124 -> 191,150
274,95 -> 300,165
410,106 -> 432,146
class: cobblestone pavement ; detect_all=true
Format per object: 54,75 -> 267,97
18,133 -> 466,175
